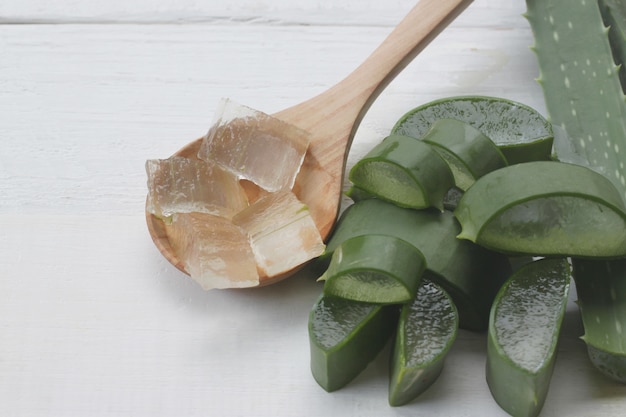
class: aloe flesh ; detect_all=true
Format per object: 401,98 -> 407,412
487,258 -> 571,417
526,0 -> 626,382
308,295 -> 397,392
389,280 -> 458,406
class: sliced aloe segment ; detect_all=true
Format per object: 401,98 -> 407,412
321,234 -> 426,304
455,161 -> 626,258
322,199 -> 510,331
348,135 -> 454,210
391,96 -> 553,165
389,280 -> 458,406
308,295 -> 397,392
572,258 -> 626,383
421,118 -> 508,190
487,257 -> 571,417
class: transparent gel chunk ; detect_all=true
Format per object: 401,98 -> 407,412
198,98 -> 311,192
233,190 -> 325,276
168,212 -> 259,289
145,156 -> 248,219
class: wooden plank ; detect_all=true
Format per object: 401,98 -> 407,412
1,0 -> 524,26
0,16 -> 542,216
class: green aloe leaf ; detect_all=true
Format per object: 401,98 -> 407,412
572,258 -> 626,383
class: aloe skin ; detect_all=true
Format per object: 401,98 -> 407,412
599,0 -> 626,93
526,0 -> 626,382
573,259 -> 626,383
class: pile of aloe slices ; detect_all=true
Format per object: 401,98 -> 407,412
307,1 -> 626,415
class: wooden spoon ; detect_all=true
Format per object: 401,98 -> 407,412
146,0 -> 474,286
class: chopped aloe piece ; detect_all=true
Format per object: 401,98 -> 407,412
391,96 -> 553,165
349,135 -> 454,210
233,190 -> 325,277
323,199 -> 510,331
572,258 -> 626,383
308,295 -> 397,392
389,280 -> 458,406
168,212 -> 259,289
198,98 -> 311,192
487,258 -> 571,417
455,161 -> 626,258
321,235 -> 426,304
145,156 -> 248,220
421,118 -> 508,190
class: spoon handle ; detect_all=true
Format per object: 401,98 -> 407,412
344,0 -> 474,116
274,0 -> 473,240
275,0 -> 473,142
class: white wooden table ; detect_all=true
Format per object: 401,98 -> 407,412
2,1 -> 626,415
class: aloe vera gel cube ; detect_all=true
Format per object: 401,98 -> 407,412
145,156 -> 248,219
198,98 -> 311,192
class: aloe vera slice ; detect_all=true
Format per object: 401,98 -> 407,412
391,96 -> 554,165
487,257 -> 571,417
348,135 -> 454,210
572,258 -> 626,383
308,295 -> 397,392
389,280 -> 458,406
322,199 -> 511,331
455,161 -> 626,258
321,234 -> 426,304
421,118 -> 508,190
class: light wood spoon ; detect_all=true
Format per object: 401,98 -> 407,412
146,0 -> 474,286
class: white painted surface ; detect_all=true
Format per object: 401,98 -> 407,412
1,1 -> 625,416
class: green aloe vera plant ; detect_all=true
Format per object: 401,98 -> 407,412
526,0 -> 626,383
599,0 -> 626,93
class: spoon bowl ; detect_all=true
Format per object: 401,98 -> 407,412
146,0 -> 474,286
